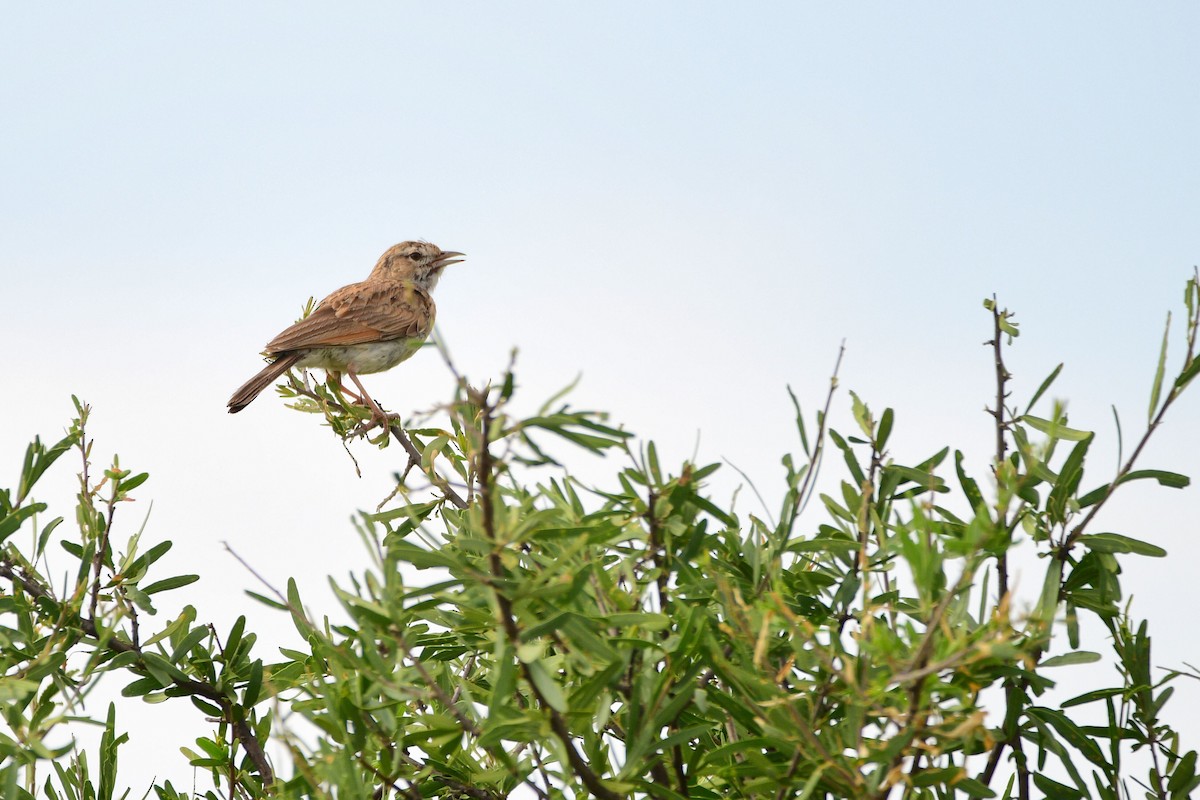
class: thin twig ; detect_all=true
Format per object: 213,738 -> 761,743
979,299 -> 1029,798
388,421 -> 468,510
988,296 -> 1012,600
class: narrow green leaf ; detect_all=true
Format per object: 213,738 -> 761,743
829,430 -> 865,485
1117,469 -> 1190,489
1047,434 -> 1093,524
955,451 -> 985,513
787,537 -> 860,555
787,385 -> 810,455
1168,749 -> 1197,794
1032,773 -> 1084,800
141,575 -> 199,595
1027,706 -> 1109,771
245,590 -> 288,611
525,661 -> 566,712
1150,312 -> 1171,420
169,626 -> 210,664
0,503 -> 47,543
98,703 -> 120,800
1022,415 -> 1093,442
1027,363 -> 1064,413
602,613 -> 670,631
1034,559 -> 1064,624
1176,355 -> 1200,391
224,616 -> 246,663
1061,687 -> 1129,708
884,465 -> 948,494
1040,651 -> 1101,668
17,432 -> 77,505
243,659 -> 263,706
877,407 -> 894,450
125,540 -> 173,577
1077,533 -> 1166,558
118,472 -> 149,494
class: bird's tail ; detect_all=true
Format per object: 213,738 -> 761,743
227,352 -> 304,413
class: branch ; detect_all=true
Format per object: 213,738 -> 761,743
388,421 -> 469,510
979,299 -> 1029,797
988,296 -> 1012,600
0,557 -> 275,785
472,389 -> 622,800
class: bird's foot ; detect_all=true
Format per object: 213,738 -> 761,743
350,410 -> 402,441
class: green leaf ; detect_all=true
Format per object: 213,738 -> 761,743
1150,312 -> 1171,420
525,661 -> 566,713
98,703 -> 122,800
1168,750 -> 1197,795
1022,415 -> 1093,442
787,537 -> 860,555
654,724 -> 711,755
1077,533 -> 1166,558
954,777 -> 996,798
169,626 -> 210,664
1034,558 -> 1064,624
17,432 -> 77,505
829,430 -> 865,485
1027,363 -> 1064,413
1047,434 -> 1093,524
1032,773 -> 1085,800
1040,651 -> 1101,668
1027,706 -> 1109,771
883,465 -> 948,495
877,407 -> 894,450
1176,354 -> 1200,391
1061,687 -> 1129,708
124,540 -> 173,578
243,659 -> 263,706
36,517 -> 63,558
223,616 -> 246,664
117,472 -> 149,494
1117,469 -> 1190,489
121,677 -> 160,697
141,575 -> 199,595
601,613 -> 670,631
955,451 -> 985,513
245,590 -> 288,611
787,385 -> 810,455
0,503 -> 47,543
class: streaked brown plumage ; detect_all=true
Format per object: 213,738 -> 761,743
227,241 -> 463,414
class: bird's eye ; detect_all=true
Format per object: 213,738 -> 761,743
407,252 -> 422,261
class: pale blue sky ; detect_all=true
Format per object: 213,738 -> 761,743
3,3 -> 1198,788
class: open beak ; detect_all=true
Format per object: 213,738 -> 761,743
433,250 -> 465,268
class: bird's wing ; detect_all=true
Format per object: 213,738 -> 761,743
264,280 -> 435,353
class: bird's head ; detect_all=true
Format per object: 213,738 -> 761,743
370,241 -> 464,290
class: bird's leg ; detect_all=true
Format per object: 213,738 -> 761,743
326,370 -> 366,406
347,371 -> 400,431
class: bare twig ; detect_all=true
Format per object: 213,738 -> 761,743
987,296 -> 1012,600
979,298 -> 1028,798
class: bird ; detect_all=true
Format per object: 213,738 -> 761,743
227,241 -> 463,416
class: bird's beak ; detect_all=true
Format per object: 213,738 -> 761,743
433,251 -> 465,268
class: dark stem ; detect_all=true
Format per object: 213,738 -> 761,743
473,389 -> 621,800
979,298 -> 1032,794
989,296 -> 1011,600
87,482 -> 119,622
